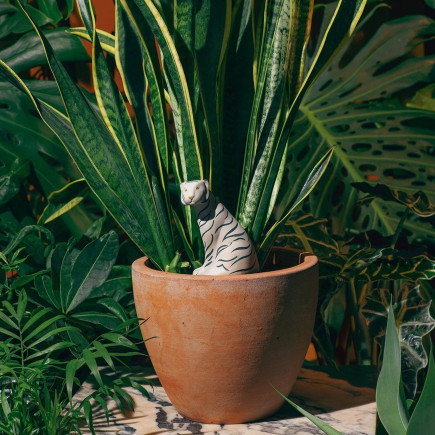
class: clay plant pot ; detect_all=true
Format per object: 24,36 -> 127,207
132,247 -> 318,424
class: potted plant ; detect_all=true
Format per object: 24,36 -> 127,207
0,0 -> 367,424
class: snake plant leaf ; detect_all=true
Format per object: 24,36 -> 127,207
240,0 -> 366,236
77,0 -> 175,260
362,283 -> 435,398
116,0 -> 169,185
271,385 -> 343,435
128,0 -> 203,184
376,301 -> 409,435
238,0 -> 295,223
257,147 -> 333,266
0,28 -> 90,74
67,27 -> 116,55
279,15 -> 435,240
353,182 -> 435,217
194,0 -> 230,190
174,0 -> 195,99
0,1 -> 174,268
407,346 -> 435,434
123,0 -> 202,250
65,231 -> 119,313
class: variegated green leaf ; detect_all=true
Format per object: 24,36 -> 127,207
239,0 -> 366,240
0,1 -> 174,269
353,182 -> 435,217
67,27 -> 116,55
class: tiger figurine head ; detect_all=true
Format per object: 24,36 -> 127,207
180,180 -> 210,205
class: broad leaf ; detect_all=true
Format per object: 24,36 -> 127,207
65,231 -> 119,312
0,28 -> 89,74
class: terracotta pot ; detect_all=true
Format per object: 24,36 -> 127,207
132,248 -> 318,424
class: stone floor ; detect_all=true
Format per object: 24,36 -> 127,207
75,365 -> 376,434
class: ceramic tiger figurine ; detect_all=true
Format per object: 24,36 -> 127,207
180,180 -> 259,276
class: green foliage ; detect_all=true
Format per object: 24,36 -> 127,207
273,302 -> 435,435
0,0 -> 94,238
0,0 -> 368,271
278,10 -> 435,241
0,216 -> 148,434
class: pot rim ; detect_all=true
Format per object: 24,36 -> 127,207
132,247 -> 318,281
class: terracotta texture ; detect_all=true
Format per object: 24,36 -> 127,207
132,248 -> 318,424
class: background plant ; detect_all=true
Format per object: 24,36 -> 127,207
0,226 -> 149,434
0,156 -> 149,434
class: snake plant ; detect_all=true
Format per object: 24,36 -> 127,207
0,0 -> 366,271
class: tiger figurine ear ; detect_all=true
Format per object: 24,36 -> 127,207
203,180 -> 210,200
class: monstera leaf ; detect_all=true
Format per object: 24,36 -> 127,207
277,14 -> 435,241
361,283 -> 435,398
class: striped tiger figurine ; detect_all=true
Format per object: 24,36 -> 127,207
180,180 -> 259,276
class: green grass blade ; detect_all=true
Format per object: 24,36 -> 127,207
271,385 -> 343,434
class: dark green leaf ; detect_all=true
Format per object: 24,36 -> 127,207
66,231 -> 119,312
0,28 -> 89,73
83,349 -> 103,386
38,178 -> 89,225
353,183 -> 435,218
98,298 -> 128,323
376,301 -> 409,435
35,271 -> 60,311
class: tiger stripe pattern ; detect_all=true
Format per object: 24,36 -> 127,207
180,180 -> 259,276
